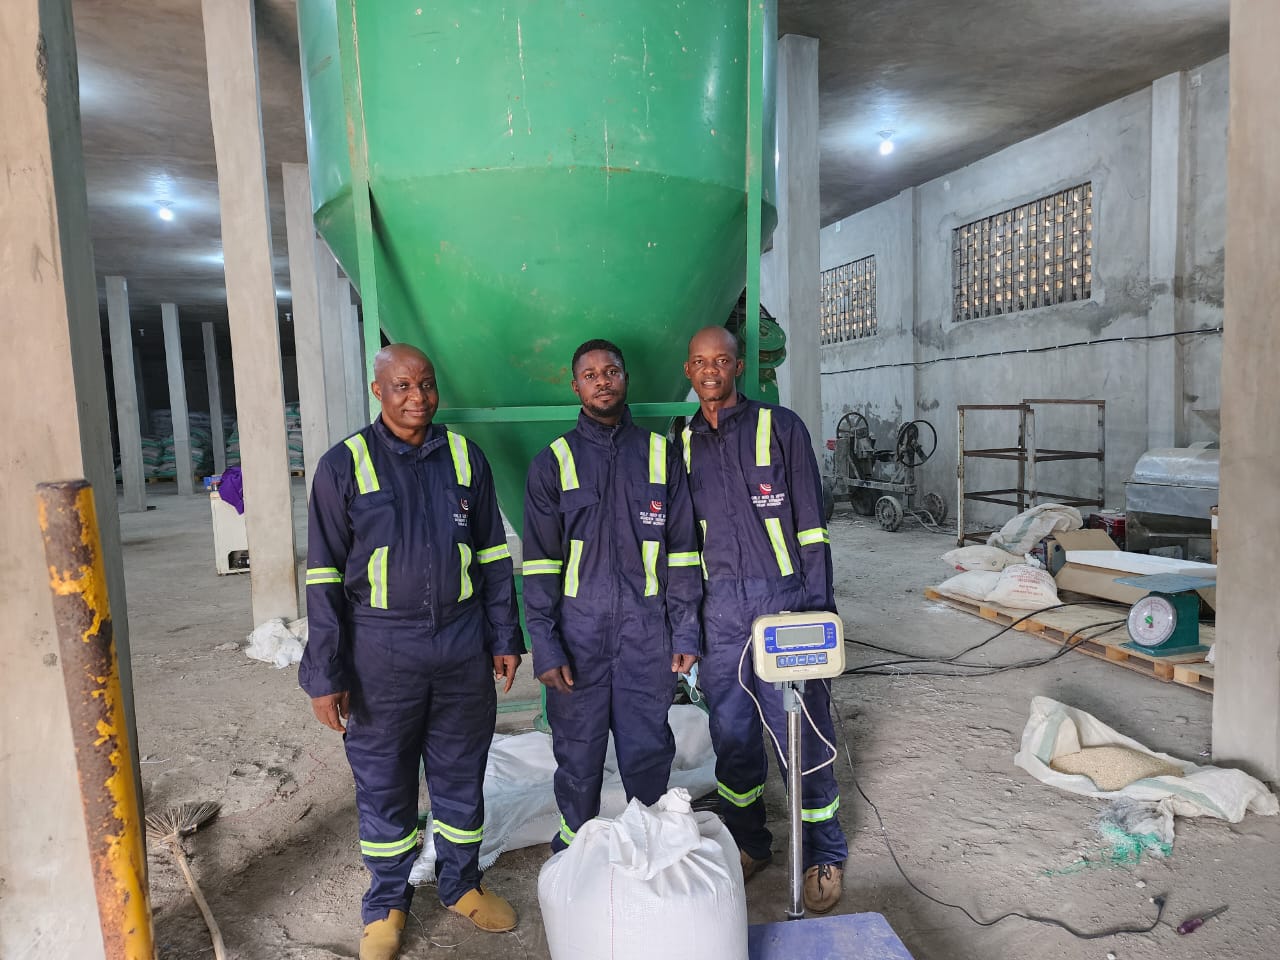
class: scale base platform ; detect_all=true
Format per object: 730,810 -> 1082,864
1120,642 -> 1210,658
749,912 -> 913,959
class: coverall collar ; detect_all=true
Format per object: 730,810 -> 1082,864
575,406 -> 634,447
690,393 -> 754,434
371,415 -> 449,459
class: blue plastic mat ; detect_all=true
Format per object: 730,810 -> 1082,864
748,912 -> 913,959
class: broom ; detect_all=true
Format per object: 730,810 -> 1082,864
146,800 -> 227,960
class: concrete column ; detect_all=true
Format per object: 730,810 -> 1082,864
133,342 -> 151,435
317,244 -> 353,439
106,276 -> 147,511
772,34 -> 822,455
1146,71 -> 1188,450
343,295 -> 368,427
282,161 -> 331,485
1,1 -> 138,954
202,322 -> 228,474
202,0 -> 298,623
1213,0 -> 1280,783
161,303 -> 195,493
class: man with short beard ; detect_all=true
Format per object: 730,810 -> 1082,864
522,338 -> 703,851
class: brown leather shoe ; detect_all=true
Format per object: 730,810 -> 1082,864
740,848 -> 771,883
359,909 -> 406,960
803,863 -> 844,914
448,885 -> 517,932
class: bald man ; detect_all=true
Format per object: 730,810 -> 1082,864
679,326 -> 848,913
300,344 -> 523,959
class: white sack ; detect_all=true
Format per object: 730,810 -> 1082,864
987,503 -> 1082,555
1014,696 -> 1278,837
985,564 -> 1060,610
411,705 -> 717,881
941,545 -> 1028,572
244,616 -> 306,668
936,570 -> 1002,603
538,788 -> 746,960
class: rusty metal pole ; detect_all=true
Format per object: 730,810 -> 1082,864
35,480 -> 155,960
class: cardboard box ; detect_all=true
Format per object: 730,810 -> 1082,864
1211,505 -> 1219,563
1049,529 -> 1216,610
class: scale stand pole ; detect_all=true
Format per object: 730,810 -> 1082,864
784,680 -> 805,921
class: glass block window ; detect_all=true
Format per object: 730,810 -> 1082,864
952,182 -> 1093,322
820,255 -> 877,344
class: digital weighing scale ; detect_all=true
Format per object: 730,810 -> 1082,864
746,611 -> 913,960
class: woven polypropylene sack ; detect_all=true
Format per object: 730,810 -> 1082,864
538,788 -> 746,960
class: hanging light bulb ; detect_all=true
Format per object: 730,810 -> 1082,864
156,201 -> 175,222
877,130 -> 895,156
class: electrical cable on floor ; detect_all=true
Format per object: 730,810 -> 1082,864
829,697 -> 1169,939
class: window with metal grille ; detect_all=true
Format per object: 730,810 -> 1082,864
952,182 -> 1093,323
820,255 -> 877,344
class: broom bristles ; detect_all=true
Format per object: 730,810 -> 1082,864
146,800 -> 222,840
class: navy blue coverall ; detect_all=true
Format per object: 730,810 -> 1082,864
522,409 -> 703,850
299,418 -> 522,923
682,395 -> 849,869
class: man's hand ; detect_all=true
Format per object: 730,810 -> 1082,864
538,664 -> 574,694
671,653 -> 699,674
493,654 -> 521,694
311,692 -> 350,732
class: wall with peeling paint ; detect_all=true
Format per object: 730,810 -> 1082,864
766,55 -> 1227,531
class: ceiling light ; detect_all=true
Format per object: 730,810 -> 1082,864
156,201 -> 175,222
878,130 -> 895,156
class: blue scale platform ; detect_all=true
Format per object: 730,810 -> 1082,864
748,913 -> 913,959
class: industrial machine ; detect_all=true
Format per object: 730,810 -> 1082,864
1124,443 -> 1219,560
826,411 -> 946,531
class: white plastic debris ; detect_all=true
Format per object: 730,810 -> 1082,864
244,616 -> 308,668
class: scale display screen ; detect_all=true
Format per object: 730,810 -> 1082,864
774,624 -> 826,649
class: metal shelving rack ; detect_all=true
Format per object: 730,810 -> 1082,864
955,399 -> 1105,546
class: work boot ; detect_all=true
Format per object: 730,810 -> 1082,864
359,909 -> 406,960
448,885 -> 517,932
740,848 -> 771,883
803,863 -> 844,914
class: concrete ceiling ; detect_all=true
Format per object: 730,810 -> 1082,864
72,0 -> 1229,325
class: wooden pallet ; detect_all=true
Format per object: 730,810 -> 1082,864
923,587 -> 1215,695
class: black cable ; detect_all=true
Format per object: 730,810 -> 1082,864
829,699 -> 1168,939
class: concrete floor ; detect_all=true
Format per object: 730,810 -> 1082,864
123,484 -> 1279,959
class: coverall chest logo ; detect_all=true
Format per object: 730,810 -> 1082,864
752,483 -> 786,509
453,497 -> 470,528
639,500 -> 666,527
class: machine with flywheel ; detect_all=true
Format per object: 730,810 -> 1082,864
824,411 -> 948,531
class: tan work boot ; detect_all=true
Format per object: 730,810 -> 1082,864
740,848 -> 771,883
448,885 -> 517,932
803,863 -> 844,914
359,909 -> 406,960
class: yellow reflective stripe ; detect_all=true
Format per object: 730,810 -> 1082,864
717,781 -> 765,808
457,543 -> 474,602
801,797 -> 841,823
447,431 -> 472,486
642,540 -> 660,597
764,517 -> 794,577
550,437 -> 579,491
477,544 -> 511,564
667,551 -> 700,567
563,540 -> 584,597
360,828 -> 419,858
681,426 -> 692,473
558,816 -> 577,845
698,519 -> 708,580
797,527 -> 830,546
433,820 -> 483,844
649,433 -> 667,484
522,558 -> 564,576
755,408 -> 772,467
306,566 -> 342,585
345,434 -> 381,494
368,546 -> 389,608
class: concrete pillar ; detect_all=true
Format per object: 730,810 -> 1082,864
344,295 -> 368,427
317,244 -> 353,439
161,303 -> 195,493
1,1 -> 139,954
133,342 -> 151,435
202,322 -> 228,474
1213,0 -> 1280,784
282,161 -> 332,486
106,276 -> 147,511
1146,71 -> 1189,450
772,34 -> 822,456
202,0 -> 299,623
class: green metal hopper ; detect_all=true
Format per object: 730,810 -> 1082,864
297,0 -> 777,531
